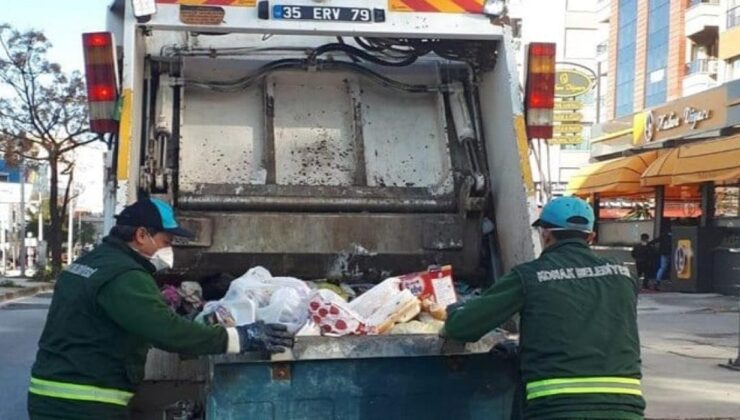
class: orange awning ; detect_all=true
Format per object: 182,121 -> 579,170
566,152 -> 658,197
642,135 -> 740,186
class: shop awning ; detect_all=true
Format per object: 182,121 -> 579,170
565,152 -> 658,197
642,135 -> 740,186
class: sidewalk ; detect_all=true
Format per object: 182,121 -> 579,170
639,292 -> 740,419
0,273 -> 54,304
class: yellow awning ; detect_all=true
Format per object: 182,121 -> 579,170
566,152 -> 658,197
642,135 -> 740,186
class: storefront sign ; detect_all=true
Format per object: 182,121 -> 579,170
632,86 -> 726,145
553,123 -> 583,134
640,107 -> 713,143
549,135 -> 583,145
554,100 -> 582,111
554,112 -> 583,122
555,69 -> 594,98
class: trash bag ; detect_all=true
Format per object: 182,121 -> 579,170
197,266 -> 311,333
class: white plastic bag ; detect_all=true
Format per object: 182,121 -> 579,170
257,287 -> 307,331
199,266 -> 311,333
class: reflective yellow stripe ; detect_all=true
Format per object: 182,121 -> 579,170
527,376 -> 641,390
29,377 -> 134,407
526,377 -> 642,401
528,387 -> 643,400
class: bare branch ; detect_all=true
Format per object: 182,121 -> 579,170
59,137 -> 100,154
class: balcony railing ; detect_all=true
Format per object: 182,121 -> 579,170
685,58 -> 718,75
688,0 -> 718,7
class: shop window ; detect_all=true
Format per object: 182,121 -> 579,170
0,173 -> 8,182
715,185 -> 740,217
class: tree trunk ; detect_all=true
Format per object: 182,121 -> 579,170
48,156 -> 63,277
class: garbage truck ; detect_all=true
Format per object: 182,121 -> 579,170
85,0 -> 554,418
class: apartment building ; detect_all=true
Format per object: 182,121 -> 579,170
601,0 -> 740,120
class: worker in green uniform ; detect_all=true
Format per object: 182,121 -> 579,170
28,198 -> 293,420
444,196 -> 645,419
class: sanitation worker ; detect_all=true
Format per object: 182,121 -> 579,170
444,196 -> 645,419
28,198 -> 293,419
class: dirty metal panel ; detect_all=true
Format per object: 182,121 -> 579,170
271,72 -> 356,186
176,183 -> 457,212
180,86 -> 265,190
207,347 -> 517,420
423,219 -> 464,250
188,212 -> 460,254
214,334 -> 505,364
180,59 -> 266,192
173,217 -> 213,247
172,211 -> 481,280
175,250 -> 473,283
361,81 -> 453,192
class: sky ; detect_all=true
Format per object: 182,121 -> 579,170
0,0 -> 109,72
1,0 -> 110,213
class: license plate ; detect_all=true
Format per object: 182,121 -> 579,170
272,5 -> 378,22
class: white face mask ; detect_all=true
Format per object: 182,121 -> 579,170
147,235 -> 175,271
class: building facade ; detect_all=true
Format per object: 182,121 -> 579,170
571,1 -> 740,295
603,0 -> 740,121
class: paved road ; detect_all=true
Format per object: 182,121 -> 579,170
638,293 -> 740,419
0,293 -> 51,420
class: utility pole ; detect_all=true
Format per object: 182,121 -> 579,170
1,217 -> 5,275
720,310 -> 740,372
18,142 -> 27,277
102,150 -> 116,238
67,197 -> 74,264
595,61 -> 602,124
38,193 -> 43,242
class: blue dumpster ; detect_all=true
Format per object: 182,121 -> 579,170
207,334 -> 518,419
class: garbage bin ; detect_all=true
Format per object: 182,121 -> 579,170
713,247 -> 740,296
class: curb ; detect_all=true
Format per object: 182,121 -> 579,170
0,283 -> 54,304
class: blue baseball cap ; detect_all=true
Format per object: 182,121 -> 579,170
115,198 -> 194,238
533,196 -> 595,233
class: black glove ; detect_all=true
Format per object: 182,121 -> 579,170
446,301 -> 464,315
491,339 -> 519,360
236,321 -> 294,354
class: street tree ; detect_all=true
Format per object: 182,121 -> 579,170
0,24 -> 98,276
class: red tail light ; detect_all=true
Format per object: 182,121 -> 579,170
82,32 -> 119,134
525,42 -> 556,140
89,85 -> 116,102
85,33 -> 111,48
